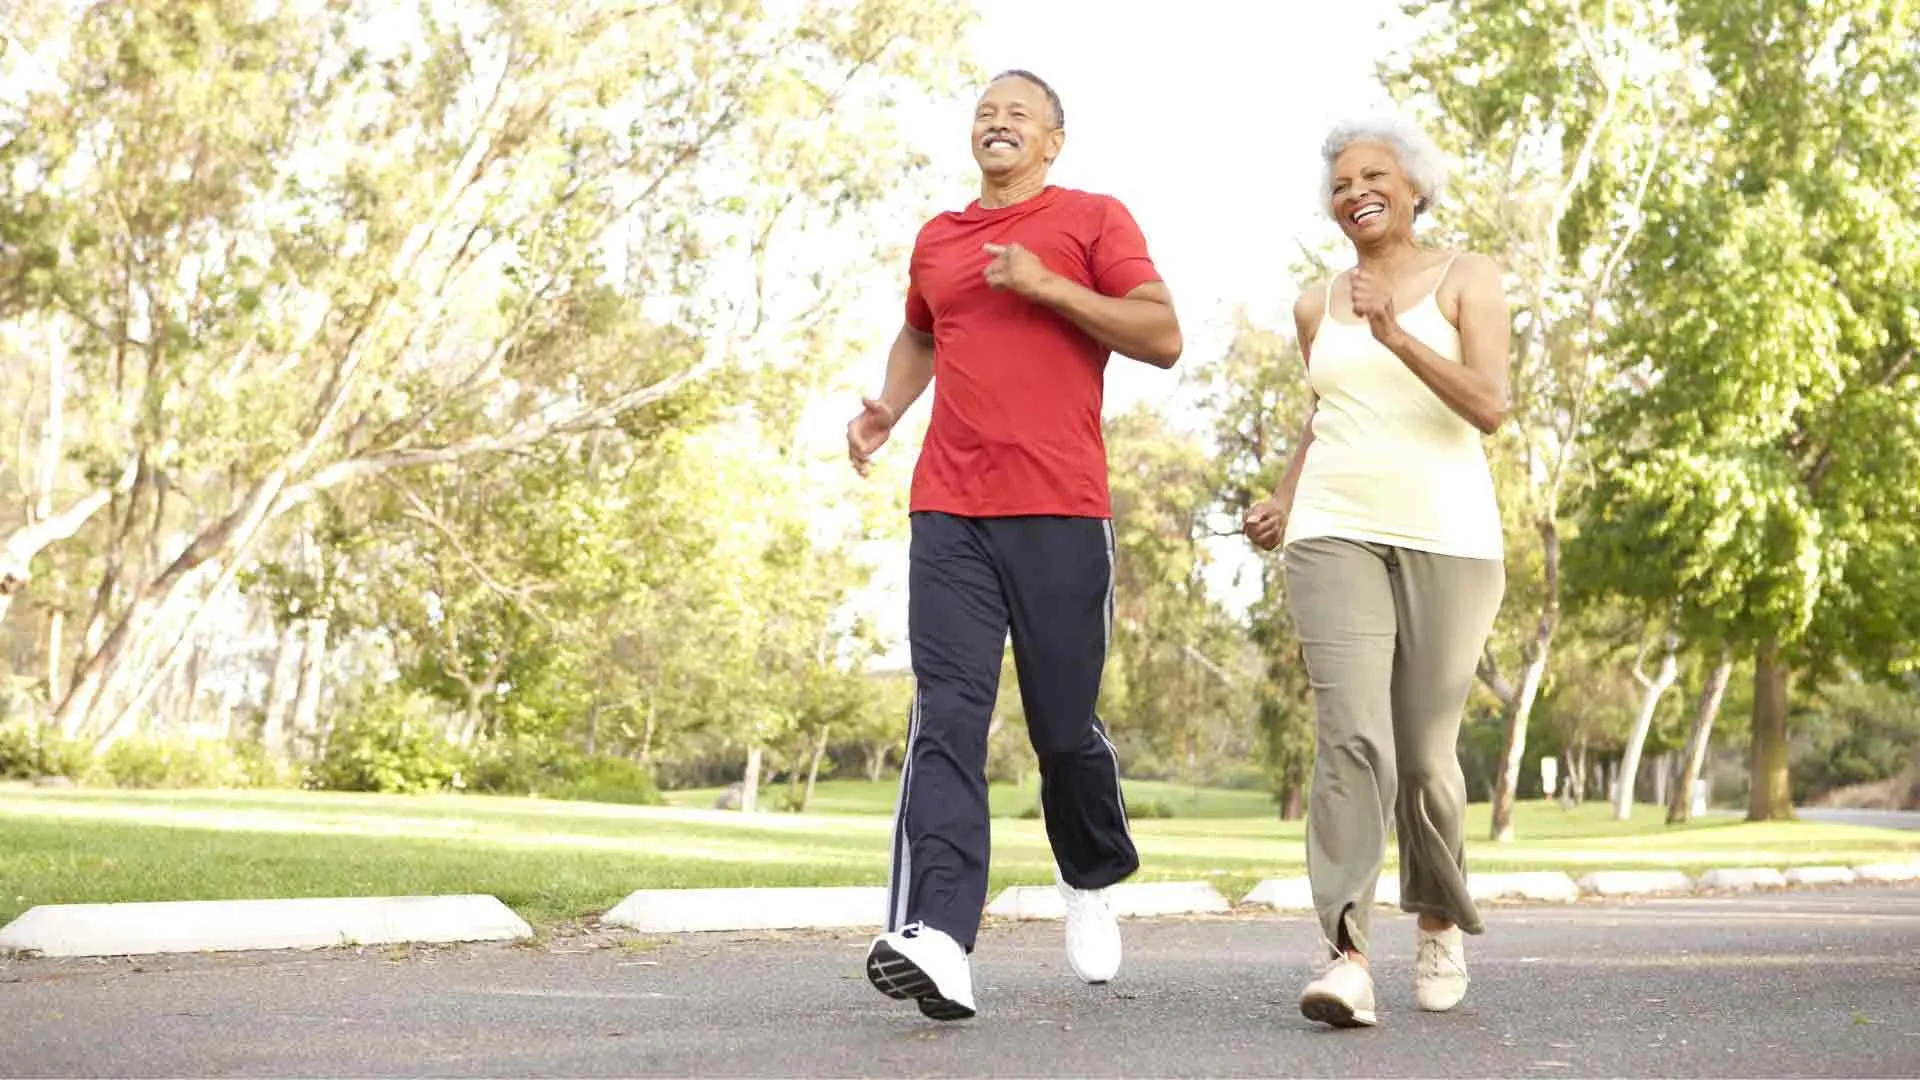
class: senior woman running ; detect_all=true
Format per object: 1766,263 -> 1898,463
1244,113 -> 1511,1029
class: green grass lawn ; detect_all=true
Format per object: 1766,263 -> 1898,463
663,777 -> 1280,819
3,783 -> 1915,931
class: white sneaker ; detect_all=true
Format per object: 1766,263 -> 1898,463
1415,924 -> 1469,1012
1299,953 -> 1378,1028
865,922 -> 976,1021
1058,871 -> 1122,983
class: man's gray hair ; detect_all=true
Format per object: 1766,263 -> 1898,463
1321,113 -> 1448,218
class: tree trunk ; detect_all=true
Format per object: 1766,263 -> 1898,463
1489,648 -> 1550,840
1282,783 -> 1305,821
585,700 -> 601,757
740,744 -> 763,814
57,464 -> 289,737
1615,632 -> 1680,820
290,618 -> 329,757
800,723 -> 831,812
46,602 -> 67,705
260,622 -> 302,756
1749,637 -> 1795,821
181,639 -> 206,735
638,693 -> 656,764
865,743 -> 888,782
1652,751 -> 1670,810
1668,650 -> 1734,825
1488,519 -> 1561,842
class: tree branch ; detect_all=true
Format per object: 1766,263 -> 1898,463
0,460 -> 138,595
1478,643 -> 1517,706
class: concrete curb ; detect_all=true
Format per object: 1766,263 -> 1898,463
986,881 -> 1232,921
602,886 -> 887,934
1468,871 -> 1581,903
0,895 -> 531,959
1697,867 -> 1790,891
1576,870 -> 1696,897
1241,872 -> 1579,912
1854,862 -> 1920,883
1783,866 -> 1857,886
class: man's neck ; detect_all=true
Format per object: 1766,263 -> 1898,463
979,172 -> 1049,209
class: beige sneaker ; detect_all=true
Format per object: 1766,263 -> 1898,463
1299,953 -> 1378,1028
1415,925 -> 1469,1012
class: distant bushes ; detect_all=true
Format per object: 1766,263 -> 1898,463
0,722 -> 89,781
0,700 -> 660,805
0,722 -> 290,789
307,691 -> 661,803
1015,796 -> 1176,820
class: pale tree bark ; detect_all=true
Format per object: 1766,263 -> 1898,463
1615,630 -> 1681,820
639,692 -> 657,765
1749,637 -> 1795,821
740,744 -> 764,814
1488,520 -> 1561,841
45,585 -> 68,705
181,640 -> 206,736
800,723 -> 831,812
290,617 -> 329,756
1668,650 -> 1735,825
0,487 -> 120,625
260,622 -> 302,756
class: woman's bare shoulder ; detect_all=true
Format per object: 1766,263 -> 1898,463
1294,279 -> 1333,322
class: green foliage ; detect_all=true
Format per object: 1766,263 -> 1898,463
1792,679 -> 1920,802
0,722 -> 90,781
1574,0 -> 1920,678
91,737 -> 287,790
308,690 -> 463,795
460,735 -> 661,806
1126,798 -> 1177,821
1195,318 -> 1318,809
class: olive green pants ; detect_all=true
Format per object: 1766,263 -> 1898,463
1284,537 -> 1506,955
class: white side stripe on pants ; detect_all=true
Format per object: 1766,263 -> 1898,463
1099,520 -> 1132,841
886,684 -> 924,932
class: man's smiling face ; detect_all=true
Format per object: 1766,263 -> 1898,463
971,75 -> 1062,180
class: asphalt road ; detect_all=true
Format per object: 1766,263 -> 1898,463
1798,807 -> 1920,832
4,887 -> 1918,1078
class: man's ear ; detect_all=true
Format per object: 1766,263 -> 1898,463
1045,127 -> 1066,164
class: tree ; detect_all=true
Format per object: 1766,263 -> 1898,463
1385,0 -> 1695,839
1102,406 -> 1258,790
0,0 -> 973,750
1574,0 -> 1920,820
1614,626 -> 1679,818
1197,316 -> 1318,816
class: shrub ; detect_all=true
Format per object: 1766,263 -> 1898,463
1126,798 -> 1176,820
90,737 -> 289,790
453,733 -> 662,805
0,722 -> 91,781
547,755 -> 662,806
310,690 -> 462,794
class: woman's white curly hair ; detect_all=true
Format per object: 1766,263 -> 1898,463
1320,113 -> 1449,219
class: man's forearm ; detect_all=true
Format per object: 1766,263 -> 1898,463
879,327 -> 936,416
1032,277 -> 1182,367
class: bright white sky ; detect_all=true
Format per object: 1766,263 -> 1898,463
839,0 -> 1413,667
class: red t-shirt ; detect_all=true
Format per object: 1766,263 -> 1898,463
904,186 -> 1163,518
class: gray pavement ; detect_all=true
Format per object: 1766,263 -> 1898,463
4,887 -> 1919,1078
1798,807 -> 1920,832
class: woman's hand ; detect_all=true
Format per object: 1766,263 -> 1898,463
1243,498 -> 1290,551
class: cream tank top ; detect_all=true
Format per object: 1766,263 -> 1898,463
1282,260 -> 1504,560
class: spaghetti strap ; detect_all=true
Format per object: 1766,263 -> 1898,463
1421,252 -> 1463,307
